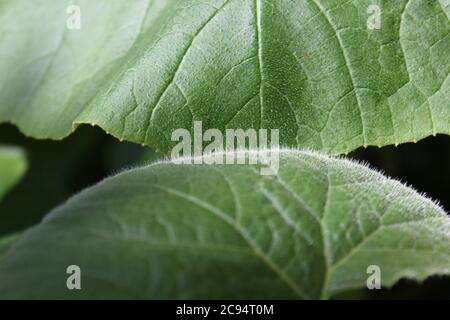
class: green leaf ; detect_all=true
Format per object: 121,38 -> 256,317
0,146 -> 27,201
0,149 -> 448,299
0,0 -> 448,153
0,234 -> 20,262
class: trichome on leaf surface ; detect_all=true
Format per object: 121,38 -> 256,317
0,0 -> 449,299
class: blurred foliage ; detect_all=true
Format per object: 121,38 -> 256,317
0,145 -> 27,201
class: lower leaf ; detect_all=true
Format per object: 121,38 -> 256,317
0,149 -> 448,299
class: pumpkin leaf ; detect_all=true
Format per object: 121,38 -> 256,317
0,0 -> 448,153
0,146 -> 27,201
0,149 -> 448,299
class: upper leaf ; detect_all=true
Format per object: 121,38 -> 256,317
0,0 -> 448,153
0,149 -> 448,299
0,147 -> 27,201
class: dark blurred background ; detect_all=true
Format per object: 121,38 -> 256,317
0,123 -> 448,299
0,124 -> 160,235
